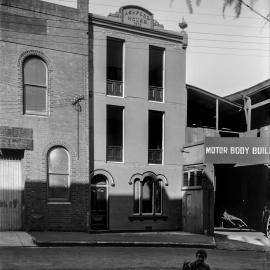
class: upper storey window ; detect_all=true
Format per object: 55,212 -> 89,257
149,46 -> 164,102
107,38 -> 124,97
23,56 -> 48,115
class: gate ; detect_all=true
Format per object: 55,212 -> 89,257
0,154 -> 22,230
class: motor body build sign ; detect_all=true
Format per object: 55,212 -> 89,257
204,137 -> 270,164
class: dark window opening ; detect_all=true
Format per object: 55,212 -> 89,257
149,46 -> 164,102
107,38 -> 124,96
148,110 -> 163,164
251,104 -> 270,130
107,105 -> 123,162
219,100 -> 246,133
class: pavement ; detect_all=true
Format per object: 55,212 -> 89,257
1,229 -> 270,251
31,231 -> 216,248
0,231 -> 35,247
0,231 -> 215,248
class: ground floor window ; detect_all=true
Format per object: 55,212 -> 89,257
47,146 -> 70,201
133,176 -> 162,215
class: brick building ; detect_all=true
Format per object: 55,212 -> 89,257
0,0 -> 90,231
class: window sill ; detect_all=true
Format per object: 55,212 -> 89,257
106,160 -> 124,164
47,201 -> 71,205
24,112 -> 48,117
181,186 -> 202,191
129,215 -> 168,221
106,94 -> 124,98
148,99 -> 164,103
148,163 -> 163,166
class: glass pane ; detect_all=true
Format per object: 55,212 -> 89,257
48,147 -> 69,174
197,170 -> 203,186
190,171 -> 195,186
48,174 -> 69,199
149,46 -> 163,87
142,179 -> 153,214
92,175 -> 107,185
107,38 -> 123,81
24,57 -> 47,86
134,180 -> 140,214
91,186 -> 107,211
24,85 -> 46,113
154,181 -> 162,214
183,172 -> 188,186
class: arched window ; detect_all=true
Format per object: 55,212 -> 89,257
23,56 -> 47,114
47,147 -> 70,201
133,176 -> 163,215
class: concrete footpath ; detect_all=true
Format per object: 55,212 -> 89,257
1,230 -> 270,251
0,231 -> 216,248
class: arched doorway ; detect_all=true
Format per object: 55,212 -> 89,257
91,174 -> 108,230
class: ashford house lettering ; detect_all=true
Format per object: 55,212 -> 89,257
123,8 -> 152,28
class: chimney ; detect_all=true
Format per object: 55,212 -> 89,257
77,0 -> 89,18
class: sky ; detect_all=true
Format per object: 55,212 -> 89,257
46,0 -> 270,96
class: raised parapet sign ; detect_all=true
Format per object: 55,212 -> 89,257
204,137 -> 270,165
108,5 -> 164,30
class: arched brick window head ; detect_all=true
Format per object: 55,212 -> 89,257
23,56 -> 47,115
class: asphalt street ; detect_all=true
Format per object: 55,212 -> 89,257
0,246 -> 269,270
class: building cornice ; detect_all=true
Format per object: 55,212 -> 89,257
91,14 -> 184,44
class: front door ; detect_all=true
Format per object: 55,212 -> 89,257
182,190 -> 203,233
91,175 -> 108,230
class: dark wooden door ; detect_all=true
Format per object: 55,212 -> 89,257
91,184 -> 108,230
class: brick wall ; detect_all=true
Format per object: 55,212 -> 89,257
0,0 -> 91,231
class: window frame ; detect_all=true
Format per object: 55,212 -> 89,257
148,110 -> 164,165
133,178 -> 163,216
148,45 -> 165,103
182,168 -> 204,189
106,37 -> 125,97
47,146 -> 70,202
23,56 -> 48,116
106,105 -> 124,163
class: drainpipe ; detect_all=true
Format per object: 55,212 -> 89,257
216,99 -> 219,134
243,95 -> 251,132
